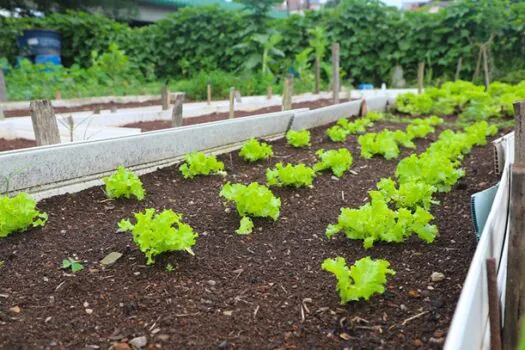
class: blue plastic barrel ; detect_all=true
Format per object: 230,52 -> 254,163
35,55 -> 62,66
17,29 -> 61,56
358,83 -> 374,90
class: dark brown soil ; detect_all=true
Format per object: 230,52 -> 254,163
0,120 -> 504,349
0,138 -> 36,152
123,98 -> 350,132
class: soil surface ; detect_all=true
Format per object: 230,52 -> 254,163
123,98 -> 350,132
0,138 -> 36,152
0,118 -> 504,349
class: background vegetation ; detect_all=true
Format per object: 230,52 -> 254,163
0,0 -> 523,101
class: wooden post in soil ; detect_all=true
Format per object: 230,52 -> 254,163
486,258 -> 502,350
171,93 -> 185,127
282,75 -> 293,111
267,85 -> 273,100
161,84 -> 169,111
503,100 -> 525,350
282,78 -> 288,111
55,89 -> 62,100
482,46 -> 491,91
455,56 -> 463,81
359,99 -> 368,117
229,87 -> 235,119
332,42 -> 340,104
417,62 -> 425,94
207,82 -> 212,105
30,100 -> 61,146
314,59 -> 320,94
0,70 -> 7,102
0,105 -> 4,121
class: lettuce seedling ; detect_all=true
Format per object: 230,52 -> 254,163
0,193 -> 48,238
326,125 -> 349,142
179,152 -> 225,179
322,256 -> 395,303
358,131 -> 400,160
313,148 -> 353,177
375,178 -> 438,210
61,257 -> 84,273
118,209 -> 198,265
286,130 -> 311,148
239,138 -> 273,162
266,163 -> 316,188
104,166 -> 145,201
326,192 -> 437,249
220,182 -> 281,234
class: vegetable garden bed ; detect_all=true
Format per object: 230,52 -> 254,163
0,115 -> 506,349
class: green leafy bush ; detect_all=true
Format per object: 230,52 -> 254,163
104,166 -> 145,201
322,256 -> 395,303
0,193 -> 48,238
326,125 -> 349,142
313,148 -> 354,177
266,163 -> 316,188
118,209 -> 197,265
326,192 -> 437,249
286,130 -> 311,148
220,182 -> 281,234
179,152 -> 225,179
239,138 -> 273,162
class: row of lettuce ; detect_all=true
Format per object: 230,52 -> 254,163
0,111 -> 498,304
395,80 -> 525,121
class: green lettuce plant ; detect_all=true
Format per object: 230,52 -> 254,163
322,256 -> 395,303
0,193 -> 48,238
118,209 -> 198,265
266,163 -> 316,188
104,166 -> 145,201
286,130 -> 311,148
239,138 -> 273,162
220,182 -> 281,235
179,152 -> 225,179
313,148 -> 353,177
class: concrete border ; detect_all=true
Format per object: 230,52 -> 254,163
0,97 -> 390,198
290,96 -> 387,131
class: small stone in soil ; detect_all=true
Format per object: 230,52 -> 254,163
207,280 -> 217,287
218,340 -> 228,349
431,272 -> 445,282
129,336 -> 147,349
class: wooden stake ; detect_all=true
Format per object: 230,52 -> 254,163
0,104 -> 4,121
55,89 -> 62,100
267,85 -> 273,100
207,83 -> 212,105
332,42 -> 340,104
417,62 -> 425,94
30,100 -> 60,146
314,58 -> 320,94
482,46 -> 491,91
171,93 -> 184,127
503,100 -> 525,350
487,258 -> 502,350
229,87 -> 235,119
359,99 -> 368,117
0,70 -> 6,102
455,56 -> 463,81
161,84 -> 169,110
235,90 -> 242,103
282,78 -> 288,111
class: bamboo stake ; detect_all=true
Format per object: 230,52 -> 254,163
161,84 -> 169,110
267,85 -> 273,100
417,62 -> 425,94
207,83 -> 212,105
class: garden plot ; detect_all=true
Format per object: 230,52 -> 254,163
0,114 -> 504,349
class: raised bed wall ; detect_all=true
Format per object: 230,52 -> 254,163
0,98 -> 379,199
444,132 -> 514,350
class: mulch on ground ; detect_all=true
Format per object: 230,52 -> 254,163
0,118 -> 505,349
0,138 -> 36,153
